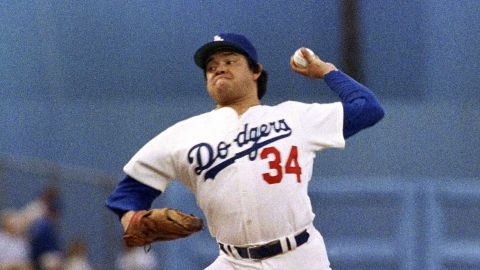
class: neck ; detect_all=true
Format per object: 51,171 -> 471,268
217,98 -> 260,115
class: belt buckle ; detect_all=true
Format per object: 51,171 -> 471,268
248,240 -> 281,260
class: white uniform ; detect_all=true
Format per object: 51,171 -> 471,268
124,101 -> 345,269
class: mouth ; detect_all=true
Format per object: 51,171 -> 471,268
213,75 -> 231,85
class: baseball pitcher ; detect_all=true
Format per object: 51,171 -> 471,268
106,32 -> 384,270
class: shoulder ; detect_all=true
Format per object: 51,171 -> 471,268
147,109 -> 227,144
163,110 -> 216,133
272,101 -> 343,121
276,100 -> 342,109
276,101 -> 307,108
273,101 -> 318,111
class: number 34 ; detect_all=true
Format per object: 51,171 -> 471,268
260,146 -> 302,184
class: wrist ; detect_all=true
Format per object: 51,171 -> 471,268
321,63 -> 338,78
121,210 -> 135,231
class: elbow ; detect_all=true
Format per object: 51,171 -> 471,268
361,102 -> 385,128
373,104 -> 385,124
342,99 -> 385,139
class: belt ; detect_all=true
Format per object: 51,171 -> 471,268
219,229 -> 310,260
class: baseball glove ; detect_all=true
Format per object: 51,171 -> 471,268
123,208 -> 203,247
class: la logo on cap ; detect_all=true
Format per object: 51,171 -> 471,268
213,35 -> 224,41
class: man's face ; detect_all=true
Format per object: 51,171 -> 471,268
205,51 -> 260,106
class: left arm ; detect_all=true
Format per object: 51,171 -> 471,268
324,70 -> 384,138
290,48 -> 384,139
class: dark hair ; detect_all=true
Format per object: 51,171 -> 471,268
246,57 -> 268,99
203,49 -> 269,100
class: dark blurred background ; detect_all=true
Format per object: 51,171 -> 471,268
1,1 -> 479,269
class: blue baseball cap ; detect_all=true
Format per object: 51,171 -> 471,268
194,33 -> 258,69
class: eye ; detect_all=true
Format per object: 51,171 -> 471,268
206,65 -> 216,72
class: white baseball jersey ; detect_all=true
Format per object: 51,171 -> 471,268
124,101 -> 345,246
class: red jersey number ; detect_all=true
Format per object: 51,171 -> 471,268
260,146 -> 302,184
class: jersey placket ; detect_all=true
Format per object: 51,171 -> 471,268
235,116 -> 256,243
237,111 -> 265,244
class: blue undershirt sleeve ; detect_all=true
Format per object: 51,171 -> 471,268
105,175 -> 162,219
324,70 -> 385,139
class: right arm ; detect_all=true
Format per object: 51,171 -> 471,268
105,175 -> 161,230
108,124 -> 181,230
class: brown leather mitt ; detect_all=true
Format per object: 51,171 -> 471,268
123,208 -> 203,247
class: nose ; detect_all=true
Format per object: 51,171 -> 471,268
215,65 -> 226,75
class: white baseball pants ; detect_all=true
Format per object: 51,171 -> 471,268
205,225 -> 332,270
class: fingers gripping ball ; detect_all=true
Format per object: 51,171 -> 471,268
293,48 -> 315,68
123,208 -> 204,247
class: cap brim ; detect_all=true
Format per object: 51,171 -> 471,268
194,41 -> 246,69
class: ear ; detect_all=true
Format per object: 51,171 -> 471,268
253,64 -> 263,81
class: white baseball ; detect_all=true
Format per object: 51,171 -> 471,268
293,48 -> 315,68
